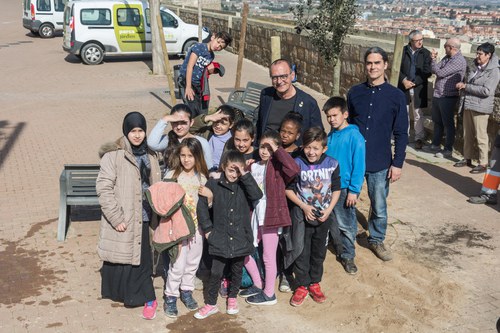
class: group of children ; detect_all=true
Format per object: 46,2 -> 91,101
96,31 -> 366,322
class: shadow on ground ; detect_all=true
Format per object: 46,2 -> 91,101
405,158 -> 481,198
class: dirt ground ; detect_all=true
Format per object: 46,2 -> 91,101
1,1 -> 499,332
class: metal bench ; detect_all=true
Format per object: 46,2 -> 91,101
58,164 -> 100,241
226,81 -> 267,125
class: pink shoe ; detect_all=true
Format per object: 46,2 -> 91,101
142,300 -> 157,320
194,304 -> 218,319
226,297 -> 239,315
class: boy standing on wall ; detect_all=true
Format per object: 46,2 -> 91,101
178,32 -> 232,117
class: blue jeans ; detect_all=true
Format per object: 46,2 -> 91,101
365,169 -> 390,244
333,189 -> 357,260
431,96 -> 458,151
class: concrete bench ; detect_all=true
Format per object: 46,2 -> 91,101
58,164 -> 100,241
225,81 -> 266,125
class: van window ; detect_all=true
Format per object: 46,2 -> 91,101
23,0 -> 30,11
117,8 -> 141,27
160,12 -> 177,28
81,9 -> 111,25
37,0 -> 51,11
145,8 -> 150,27
54,0 -> 64,12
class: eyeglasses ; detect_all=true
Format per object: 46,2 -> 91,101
411,38 -> 423,43
270,73 -> 291,82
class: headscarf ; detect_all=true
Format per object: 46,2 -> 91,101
122,111 -> 148,156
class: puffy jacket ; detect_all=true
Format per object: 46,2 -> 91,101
463,53 -> 500,114
197,172 -> 263,258
261,147 -> 300,228
146,181 -> 196,258
96,137 -> 161,265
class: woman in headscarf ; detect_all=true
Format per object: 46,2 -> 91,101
96,112 -> 161,320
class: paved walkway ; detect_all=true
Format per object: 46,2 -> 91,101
1,1 -> 499,332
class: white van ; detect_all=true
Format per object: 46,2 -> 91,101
22,0 -> 65,38
62,0 -> 209,65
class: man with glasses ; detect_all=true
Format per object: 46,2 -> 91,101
398,30 -> 432,150
256,59 -> 323,144
427,38 -> 466,158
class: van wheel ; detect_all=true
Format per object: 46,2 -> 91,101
39,23 -> 54,38
182,40 -> 197,56
81,43 -> 104,65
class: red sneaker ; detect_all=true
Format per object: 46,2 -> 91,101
142,300 -> 157,320
290,286 -> 308,307
308,283 -> 326,303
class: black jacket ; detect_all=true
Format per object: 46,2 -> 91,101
197,172 -> 263,258
256,86 -> 323,145
398,45 -> 432,108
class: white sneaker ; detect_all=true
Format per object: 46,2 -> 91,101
435,150 -> 452,158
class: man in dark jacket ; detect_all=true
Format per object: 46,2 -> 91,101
398,30 -> 432,150
256,59 -> 323,145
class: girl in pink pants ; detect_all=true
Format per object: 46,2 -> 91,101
163,138 -> 212,317
240,130 -> 300,305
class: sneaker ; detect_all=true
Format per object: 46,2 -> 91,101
239,285 -> 262,298
194,304 -> 219,319
226,297 -> 239,315
142,300 -> 157,320
468,193 -> 497,205
290,286 -> 308,307
341,258 -> 358,275
368,242 -> 393,261
453,159 -> 473,168
423,144 -> 440,153
414,139 -> 423,150
219,278 -> 228,298
470,165 -> 487,174
308,283 -> 326,303
435,150 -> 452,158
163,296 -> 178,318
246,291 -> 277,306
279,274 -> 291,293
180,290 -> 198,311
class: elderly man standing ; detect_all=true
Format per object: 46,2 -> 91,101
256,59 -> 323,144
428,38 -> 467,158
347,47 -> 409,261
398,30 -> 432,150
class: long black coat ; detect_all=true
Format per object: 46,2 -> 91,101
197,172 -> 263,258
398,45 -> 432,108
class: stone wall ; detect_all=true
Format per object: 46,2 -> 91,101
169,5 -> 499,152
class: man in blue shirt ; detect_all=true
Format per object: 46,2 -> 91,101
347,47 -> 409,261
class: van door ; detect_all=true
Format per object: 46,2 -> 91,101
160,10 -> 182,53
113,4 -> 147,52
52,0 -> 65,29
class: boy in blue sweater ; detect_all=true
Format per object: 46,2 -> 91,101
324,97 -> 366,274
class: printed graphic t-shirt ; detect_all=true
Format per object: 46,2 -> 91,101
180,43 -> 214,86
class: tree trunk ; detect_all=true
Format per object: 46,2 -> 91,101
149,0 -> 166,75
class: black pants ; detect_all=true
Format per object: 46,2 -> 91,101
294,216 -> 332,287
206,255 -> 245,305
178,78 -> 205,117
